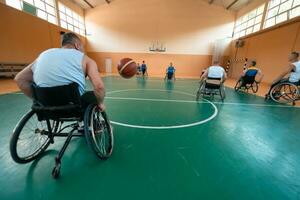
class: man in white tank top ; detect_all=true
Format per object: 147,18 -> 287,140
200,61 -> 227,87
15,32 -> 106,111
266,52 -> 300,96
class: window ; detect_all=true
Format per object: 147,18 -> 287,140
264,0 -> 300,28
6,0 -> 22,10
58,3 -> 85,36
234,4 -> 265,38
5,0 -> 57,24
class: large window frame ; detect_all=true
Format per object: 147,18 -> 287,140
233,4 -> 265,39
5,0 -> 58,25
264,0 -> 300,28
234,0 -> 300,39
5,0 -> 86,36
58,2 -> 85,36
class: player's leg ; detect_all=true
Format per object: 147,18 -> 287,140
81,91 -> 98,108
167,72 -> 173,80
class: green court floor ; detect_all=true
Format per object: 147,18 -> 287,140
0,76 -> 300,200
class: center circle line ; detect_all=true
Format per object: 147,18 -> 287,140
106,89 -> 218,129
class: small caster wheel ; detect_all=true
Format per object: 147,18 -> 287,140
196,93 -> 200,101
264,95 -> 269,101
52,166 -> 60,179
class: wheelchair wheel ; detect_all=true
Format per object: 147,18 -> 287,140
234,80 -> 242,91
251,81 -> 259,93
270,82 -> 299,104
10,110 -> 59,163
220,86 -> 226,101
196,83 -> 205,101
196,89 -> 201,101
84,105 -> 114,160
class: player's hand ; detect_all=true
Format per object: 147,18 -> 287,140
98,103 -> 106,112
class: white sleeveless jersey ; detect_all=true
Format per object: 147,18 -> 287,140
289,61 -> 300,83
32,48 -> 85,95
207,66 -> 225,79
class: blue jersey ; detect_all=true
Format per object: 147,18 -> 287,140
141,64 -> 147,70
167,66 -> 175,73
245,67 -> 258,77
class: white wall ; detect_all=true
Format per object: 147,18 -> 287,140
85,0 -> 235,55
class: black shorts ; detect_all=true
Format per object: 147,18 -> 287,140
80,91 -> 98,108
167,72 -> 174,79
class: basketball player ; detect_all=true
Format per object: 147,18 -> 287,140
14,32 -> 106,111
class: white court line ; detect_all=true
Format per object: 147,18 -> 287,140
106,96 -> 297,108
11,89 -> 297,108
107,89 -> 218,129
106,96 -> 207,104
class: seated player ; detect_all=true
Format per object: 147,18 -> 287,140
14,32 -> 106,111
166,62 -> 176,80
200,61 -> 227,86
141,61 -> 148,77
136,63 -> 141,76
239,60 -> 263,85
266,51 -> 300,96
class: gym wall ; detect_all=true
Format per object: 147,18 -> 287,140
229,20 -> 300,83
85,0 -> 235,78
0,1 -> 85,64
229,1 -> 300,84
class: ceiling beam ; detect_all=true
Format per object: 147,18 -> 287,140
209,0 -> 214,4
83,0 -> 94,8
226,0 -> 239,10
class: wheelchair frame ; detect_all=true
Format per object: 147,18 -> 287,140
164,72 -> 176,81
266,81 -> 300,105
9,84 -> 114,179
196,78 -> 225,101
234,76 -> 259,93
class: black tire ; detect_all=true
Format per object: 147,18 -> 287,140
52,166 -> 60,179
10,110 -> 57,163
252,81 -> 259,93
234,80 -> 242,91
220,85 -> 226,101
84,105 -> 114,160
196,83 -> 205,101
270,82 -> 299,104
196,91 -> 200,101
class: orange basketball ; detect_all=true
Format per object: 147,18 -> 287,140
118,58 -> 137,79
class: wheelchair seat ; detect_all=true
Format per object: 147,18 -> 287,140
241,75 -> 256,85
31,82 -> 83,120
294,80 -> 300,86
196,77 -> 225,101
205,77 -> 222,89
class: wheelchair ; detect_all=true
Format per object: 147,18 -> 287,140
164,72 -> 176,81
234,75 -> 259,93
136,67 -> 142,77
9,83 -> 114,179
265,80 -> 300,105
196,77 -> 225,101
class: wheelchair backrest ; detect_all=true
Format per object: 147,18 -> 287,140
31,82 -> 81,107
243,75 -> 256,84
243,69 -> 258,83
206,77 -> 222,89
